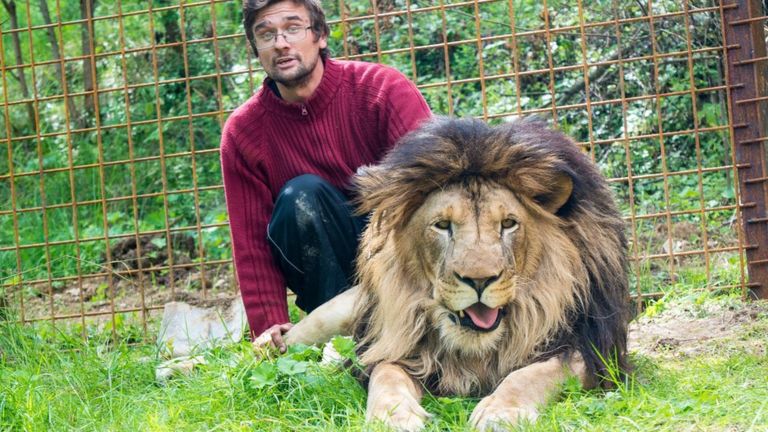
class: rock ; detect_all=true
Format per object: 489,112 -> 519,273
157,297 -> 247,358
320,339 -> 345,366
213,277 -> 230,291
155,355 -> 206,384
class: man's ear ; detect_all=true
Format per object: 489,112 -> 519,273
534,171 -> 573,213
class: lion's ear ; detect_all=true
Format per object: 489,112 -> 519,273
534,171 -> 573,213
353,164 -> 390,214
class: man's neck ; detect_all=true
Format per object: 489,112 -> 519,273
275,58 -> 326,104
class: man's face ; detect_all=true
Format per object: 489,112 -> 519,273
252,2 -> 327,89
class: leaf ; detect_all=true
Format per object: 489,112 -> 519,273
277,357 -> 309,376
250,362 -> 278,389
672,398 -> 695,413
331,336 -> 357,361
286,343 -> 321,361
150,237 -> 167,249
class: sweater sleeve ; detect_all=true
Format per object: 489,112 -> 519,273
381,70 -> 432,148
220,127 -> 290,337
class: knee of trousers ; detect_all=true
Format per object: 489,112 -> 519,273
268,174 -> 340,235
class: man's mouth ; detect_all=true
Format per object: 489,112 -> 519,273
449,303 -> 506,332
275,57 -> 298,68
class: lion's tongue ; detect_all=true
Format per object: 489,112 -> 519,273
464,303 -> 500,329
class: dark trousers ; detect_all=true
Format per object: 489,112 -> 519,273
267,174 -> 367,313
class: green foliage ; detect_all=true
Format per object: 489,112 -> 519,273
250,361 -> 279,389
331,335 -> 357,361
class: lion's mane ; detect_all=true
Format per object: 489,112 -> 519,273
351,117 -> 630,396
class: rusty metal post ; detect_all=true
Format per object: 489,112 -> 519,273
723,0 -> 768,299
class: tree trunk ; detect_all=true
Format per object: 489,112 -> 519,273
38,0 -> 83,128
80,0 -> 97,124
1,0 -> 37,132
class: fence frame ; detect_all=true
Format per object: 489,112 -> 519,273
723,0 -> 768,299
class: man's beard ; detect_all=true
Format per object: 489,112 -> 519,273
269,54 -> 319,89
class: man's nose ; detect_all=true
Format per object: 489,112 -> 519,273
273,34 -> 291,49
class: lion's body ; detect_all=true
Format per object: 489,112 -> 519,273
283,117 -> 629,430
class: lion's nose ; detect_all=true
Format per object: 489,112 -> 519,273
454,272 -> 500,295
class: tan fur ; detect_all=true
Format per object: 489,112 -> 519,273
283,286 -> 359,346
470,354 -> 587,431
366,363 -> 429,431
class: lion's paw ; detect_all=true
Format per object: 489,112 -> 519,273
250,331 -> 275,359
469,395 -> 538,432
366,395 -> 431,431
252,330 -> 273,349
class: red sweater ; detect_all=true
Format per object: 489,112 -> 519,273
220,59 -> 432,336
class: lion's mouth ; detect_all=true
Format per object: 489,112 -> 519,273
450,303 -> 506,332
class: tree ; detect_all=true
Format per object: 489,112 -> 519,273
80,0 -> 97,126
1,0 -> 36,132
37,0 -> 82,128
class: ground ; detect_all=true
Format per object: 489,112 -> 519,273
629,292 -> 768,359
9,265 -> 238,324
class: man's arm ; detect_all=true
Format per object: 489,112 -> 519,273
220,128 -> 290,337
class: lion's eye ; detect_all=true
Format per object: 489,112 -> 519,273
501,218 -> 518,231
434,220 -> 452,231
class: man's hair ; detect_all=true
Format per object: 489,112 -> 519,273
242,0 -> 331,58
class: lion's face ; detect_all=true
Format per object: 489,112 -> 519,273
400,179 -> 546,352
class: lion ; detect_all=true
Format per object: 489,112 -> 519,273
277,117 -> 630,431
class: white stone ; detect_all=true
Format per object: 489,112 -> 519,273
320,341 -> 344,366
157,298 -> 247,358
155,355 -> 206,383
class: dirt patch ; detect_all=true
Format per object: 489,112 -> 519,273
629,295 -> 768,358
2,231 -> 241,323
9,265 -> 239,323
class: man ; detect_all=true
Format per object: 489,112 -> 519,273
220,0 -> 432,351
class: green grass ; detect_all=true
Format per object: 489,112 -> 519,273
536,355 -> 768,431
2,294 -> 767,431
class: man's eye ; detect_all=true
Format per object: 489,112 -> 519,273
285,26 -> 303,34
256,32 -> 275,41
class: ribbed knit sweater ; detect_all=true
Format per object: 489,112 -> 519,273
220,58 -> 432,336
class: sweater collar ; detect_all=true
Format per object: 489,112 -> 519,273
259,58 -> 342,118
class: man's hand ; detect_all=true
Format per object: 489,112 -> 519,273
253,322 -> 294,353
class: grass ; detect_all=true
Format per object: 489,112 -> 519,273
1,293 -> 767,431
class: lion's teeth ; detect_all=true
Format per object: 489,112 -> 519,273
458,310 -> 465,318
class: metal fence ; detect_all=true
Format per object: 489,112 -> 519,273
1,0 -> 766,337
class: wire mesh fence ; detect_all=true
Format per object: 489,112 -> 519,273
1,0 -> 765,337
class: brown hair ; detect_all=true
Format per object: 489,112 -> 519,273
242,0 -> 330,58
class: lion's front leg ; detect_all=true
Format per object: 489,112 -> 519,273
470,353 -> 587,432
366,363 -> 431,432
280,285 -> 360,346
285,286 -> 360,345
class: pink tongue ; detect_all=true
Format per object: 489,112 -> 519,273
464,303 -> 500,329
